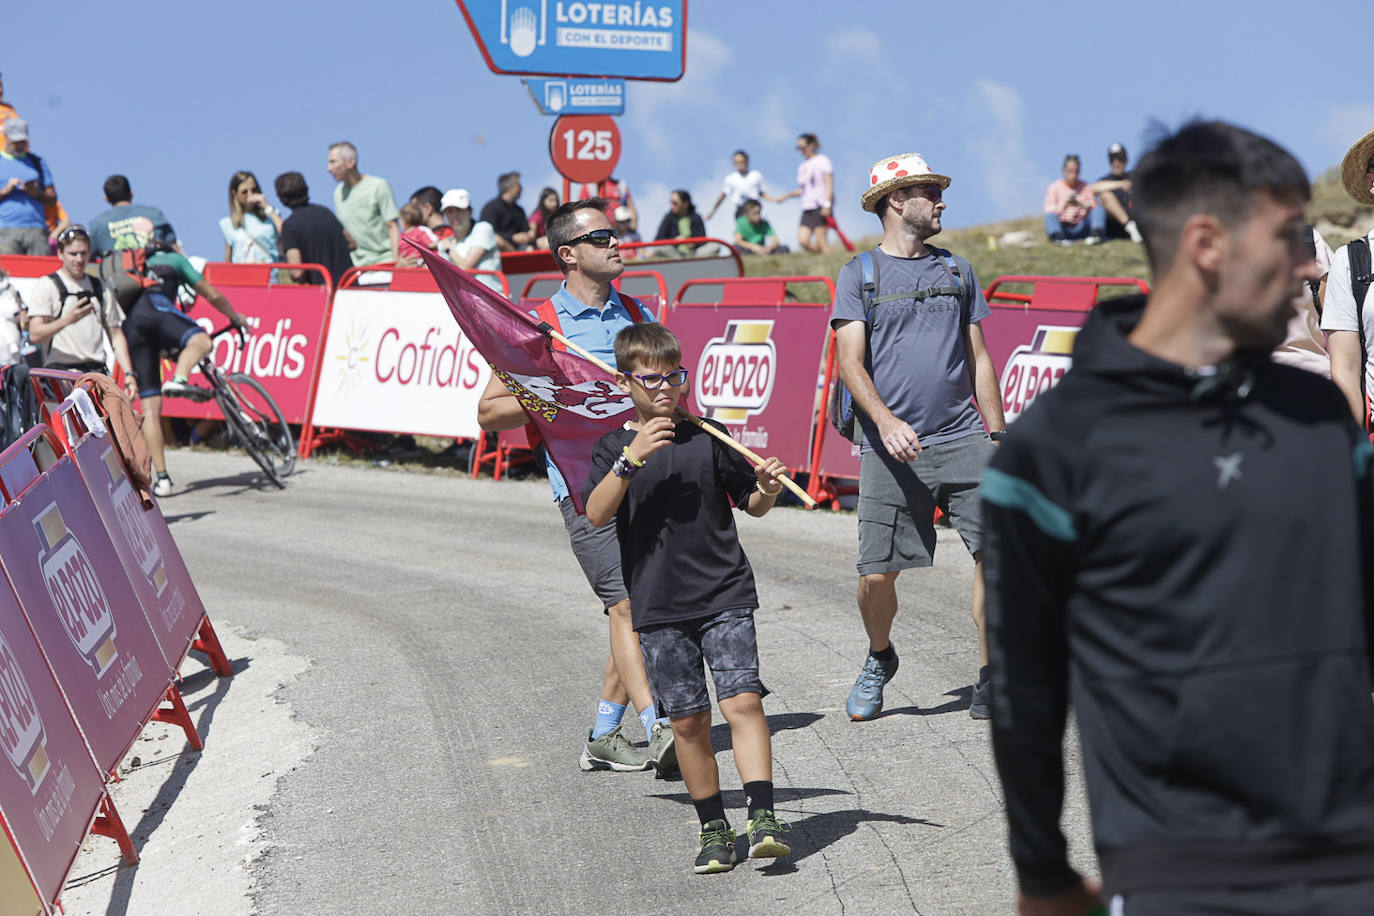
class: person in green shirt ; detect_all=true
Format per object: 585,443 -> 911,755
327,141 -> 399,266
733,198 -> 781,255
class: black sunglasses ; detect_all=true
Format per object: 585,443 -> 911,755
564,228 -> 618,248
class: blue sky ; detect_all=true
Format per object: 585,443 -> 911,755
7,0 -> 1371,261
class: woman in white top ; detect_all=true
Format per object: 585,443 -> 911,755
218,170 -> 283,265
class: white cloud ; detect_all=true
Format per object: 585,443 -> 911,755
962,78 -> 1041,218
824,25 -> 881,59
625,28 -> 734,158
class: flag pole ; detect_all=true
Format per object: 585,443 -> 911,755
536,321 -> 818,509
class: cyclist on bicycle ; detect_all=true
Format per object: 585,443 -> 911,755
119,218 -> 246,496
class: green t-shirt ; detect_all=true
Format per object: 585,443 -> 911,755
735,215 -> 775,247
333,174 -> 399,266
148,251 -> 204,286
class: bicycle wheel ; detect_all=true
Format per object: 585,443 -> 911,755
216,373 -> 295,487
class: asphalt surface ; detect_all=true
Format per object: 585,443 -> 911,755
84,448 -> 1096,915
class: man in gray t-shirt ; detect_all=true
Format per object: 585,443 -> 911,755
830,153 -> 1007,723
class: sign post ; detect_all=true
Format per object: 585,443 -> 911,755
523,77 -> 625,115
455,1 -> 687,81
549,115 -> 622,185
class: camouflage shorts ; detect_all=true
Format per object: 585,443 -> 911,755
638,607 -> 769,718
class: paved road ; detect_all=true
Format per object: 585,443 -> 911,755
86,449 -> 1096,914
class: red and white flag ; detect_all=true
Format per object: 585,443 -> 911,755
410,243 -> 632,513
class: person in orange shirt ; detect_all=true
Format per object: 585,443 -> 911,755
0,73 -> 16,128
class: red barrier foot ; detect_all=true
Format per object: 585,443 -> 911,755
89,794 -> 139,865
191,615 -> 233,677
149,684 -> 203,752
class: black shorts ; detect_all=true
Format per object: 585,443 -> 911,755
123,291 -> 205,398
800,208 -> 828,229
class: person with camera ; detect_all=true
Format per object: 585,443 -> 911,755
25,225 -> 137,390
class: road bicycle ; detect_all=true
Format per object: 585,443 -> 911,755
168,325 -> 295,487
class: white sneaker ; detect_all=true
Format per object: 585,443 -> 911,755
1125,220 -> 1143,243
1084,235 -> 1103,246
153,476 -> 173,497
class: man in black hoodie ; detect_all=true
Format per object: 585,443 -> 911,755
984,119 -> 1374,915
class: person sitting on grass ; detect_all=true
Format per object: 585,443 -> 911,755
733,198 -> 783,255
584,322 -> 792,875
1042,154 -> 1106,245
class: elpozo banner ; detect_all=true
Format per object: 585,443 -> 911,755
309,289 -> 491,439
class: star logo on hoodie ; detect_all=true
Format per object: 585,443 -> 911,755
1213,452 -> 1244,490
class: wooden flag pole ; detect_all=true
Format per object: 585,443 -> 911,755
538,322 -> 818,509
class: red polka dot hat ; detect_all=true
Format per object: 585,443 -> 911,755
860,153 -> 951,213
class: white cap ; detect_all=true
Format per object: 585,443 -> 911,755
613,205 -> 633,222
440,188 -> 471,210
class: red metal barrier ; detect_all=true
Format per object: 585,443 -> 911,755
809,274 -> 1151,507
148,261 -> 333,429
334,263 -> 509,297
668,276 -> 834,493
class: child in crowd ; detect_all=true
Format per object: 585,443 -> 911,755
399,202 -> 438,256
584,323 -> 791,874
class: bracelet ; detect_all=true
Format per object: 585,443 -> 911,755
621,446 -> 645,468
755,479 -> 783,497
612,454 -> 639,479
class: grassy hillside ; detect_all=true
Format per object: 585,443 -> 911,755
741,166 -> 1371,294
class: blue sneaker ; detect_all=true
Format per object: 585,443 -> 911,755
846,648 -> 899,721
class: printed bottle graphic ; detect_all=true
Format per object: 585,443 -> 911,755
102,449 -> 169,600
34,503 -> 118,678
0,633 -> 48,794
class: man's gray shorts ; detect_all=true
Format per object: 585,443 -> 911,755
0,227 -> 48,256
638,608 -> 769,718
558,497 -> 628,612
856,432 -> 995,575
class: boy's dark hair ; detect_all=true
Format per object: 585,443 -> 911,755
1133,119 -> 1310,273
274,171 -> 310,209
1062,154 -> 1080,169
547,198 -> 609,273
615,323 -> 681,373
411,186 -> 443,213
742,198 -> 761,211
104,174 -> 132,204
798,133 -> 819,149
733,149 -> 749,161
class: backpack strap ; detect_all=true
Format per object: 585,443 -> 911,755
47,273 -> 65,304
620,293 -> 648,324
933,247 -> 972,325
858,249 -> 877,326
1349,238 -> 1371,381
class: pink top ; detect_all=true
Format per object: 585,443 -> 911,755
401,225 -> 438,253
1043,178 -> 1096,226
798,154 -> 834,210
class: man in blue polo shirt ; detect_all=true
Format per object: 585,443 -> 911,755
477,198 -> 676,778
0,118 -> 56,255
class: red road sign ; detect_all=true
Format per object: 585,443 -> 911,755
549,115 -> 621,184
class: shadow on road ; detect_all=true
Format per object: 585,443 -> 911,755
758,807 -> 945,869
879,685 -> 973,719
60,654 -> 250,916
162,510 -> 215,525
710,711 -> 823,752
175,470 -> 278,496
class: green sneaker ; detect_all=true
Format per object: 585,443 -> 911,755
745,810 -> 792,859
648,720 -> 679,779
694,820 -> 737,874
579,725 -> 651,772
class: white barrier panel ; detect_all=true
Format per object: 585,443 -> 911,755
309,289 -> 491,439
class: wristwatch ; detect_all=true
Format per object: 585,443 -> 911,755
989,430 -> 1007,442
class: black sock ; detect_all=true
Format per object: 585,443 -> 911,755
692,792 -> 727,827
743,780 -> 774,820
871,643 -> 897,662
978,664 -> 991,687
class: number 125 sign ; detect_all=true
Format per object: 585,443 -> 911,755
549,115 -> 621,184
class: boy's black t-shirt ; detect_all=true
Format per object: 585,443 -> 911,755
584,419 -> 760,629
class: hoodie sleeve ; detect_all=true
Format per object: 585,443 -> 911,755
983,423 -> 1082,897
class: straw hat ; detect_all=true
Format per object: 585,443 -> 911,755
860,153 -> 951,213
1341,127 -> 1374,205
